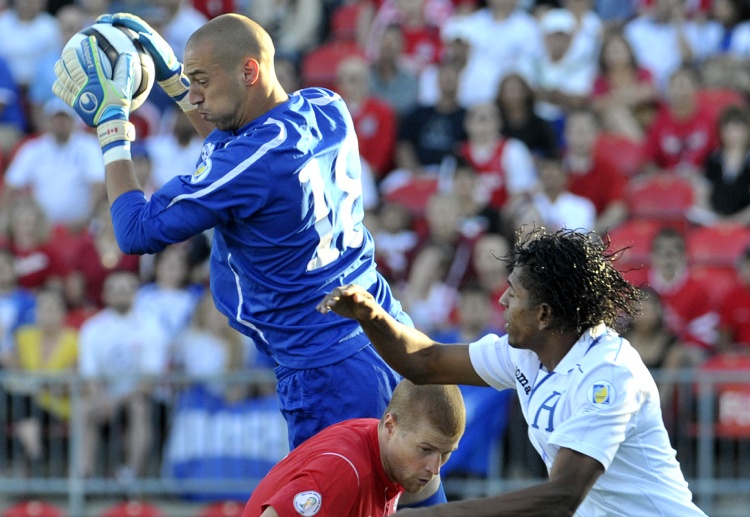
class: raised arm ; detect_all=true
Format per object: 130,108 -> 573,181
317,284 -> 486,386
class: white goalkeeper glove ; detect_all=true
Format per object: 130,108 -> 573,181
97,13 -> 195,113
53,35 -> 136,165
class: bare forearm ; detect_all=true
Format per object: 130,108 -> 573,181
404,480 -> 581,517
358,310 -> 440,383
105,159 -> 143,204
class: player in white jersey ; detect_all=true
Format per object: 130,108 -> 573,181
318,227 -> 707,516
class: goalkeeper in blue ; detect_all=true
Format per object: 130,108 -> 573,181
52,12 -> 446,508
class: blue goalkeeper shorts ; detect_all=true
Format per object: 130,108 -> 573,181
275,343 -> 403,449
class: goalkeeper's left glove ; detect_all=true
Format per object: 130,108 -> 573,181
97,13 -> 195,113
53,35 -> 137,165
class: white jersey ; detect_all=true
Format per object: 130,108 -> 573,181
469,324 -> 707,517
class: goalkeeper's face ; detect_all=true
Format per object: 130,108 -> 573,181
184,45 -> 249,131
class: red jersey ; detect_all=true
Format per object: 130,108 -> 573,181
243,418 -> 403,517
8,243 -> 67,290
566,152 -> 628,216
642,104 -> 718,171
458,139 -> 509,209
350,97 -> 397,178
648,268 -> 718,350
719,283 -> 750,349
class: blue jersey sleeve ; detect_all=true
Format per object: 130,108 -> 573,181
110,122 -> 283,254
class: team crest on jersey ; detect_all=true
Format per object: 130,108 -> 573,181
191,158 -> 212,183
293,491 -> 322,516
588,380 -> 615,407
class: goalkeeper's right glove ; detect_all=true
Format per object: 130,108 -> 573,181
97,13 -> 195,113
53,35 -> 137,166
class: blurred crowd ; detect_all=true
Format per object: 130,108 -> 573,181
2,0 -> 750,484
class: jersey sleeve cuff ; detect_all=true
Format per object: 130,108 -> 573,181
468,334 -> 511,390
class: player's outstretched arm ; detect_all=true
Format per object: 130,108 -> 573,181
401,448 -> 604,517
97,13 -> 214,139
317,285 -> 486,386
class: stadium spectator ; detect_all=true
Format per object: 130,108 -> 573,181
519,8 -> 597,138
318,227 -> 707,516
363,0 -> 448,75
469,232 -> 510,331
156,0 -> 209,62
0,248 -> 35,369
0,0 -> 60,91
170,289 -> 251,401
133,244 -> 202,342
495,72 -> 559,159
451,159 -> 504,237
2,98 -> 105,232
440,0 -> 542,105
54,12 -> 447,508
369,24 -> 420,117
144,110 -> 203,188
708,0 -> 750,59
243,380 -> 465,517
432,282 -> 504,344
420,190 -> 477,284
591,30 -> 659,141
418,21 -> 473,107
561,0 -> 603,65
391,60 -> 467,183
371,201 -> 419,286
623,0 -> 704,91
529,154 -> 597,232
693,104 -> 750,225
641,66 -> 719,177
248,0 -> 323,61
78,271 -> 170,480
9,287 -> 77,472
562,109 -> 629,234
336,56 -> 398,180
27,4 -> 87,132
0,54 -> 26,157
66,199 -> 140,309
647,226 -> 717,365
400,242 -> 459,335
2,197 -> 67,291
457,102 -> 538,219
716,245 -> 750,353
622,287 -> 681,372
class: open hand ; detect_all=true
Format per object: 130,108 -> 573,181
316,284 -> 380,322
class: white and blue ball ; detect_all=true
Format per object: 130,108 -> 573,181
63,22 -> 155,112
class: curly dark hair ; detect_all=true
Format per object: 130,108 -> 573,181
503,227 -> 643,334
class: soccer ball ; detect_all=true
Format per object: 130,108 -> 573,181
64,23 -> 155,112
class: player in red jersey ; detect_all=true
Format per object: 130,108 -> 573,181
242,380 -> 465,517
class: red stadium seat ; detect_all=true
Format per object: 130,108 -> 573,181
99,501 -> 163,517
686,223 -> 750,268
625,174 -> 694,224
301,40 -> 365,91
1,501 -> 65,517
197,501 -> 245,517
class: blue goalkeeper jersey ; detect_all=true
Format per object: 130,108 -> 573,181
111,88 -> 401,369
